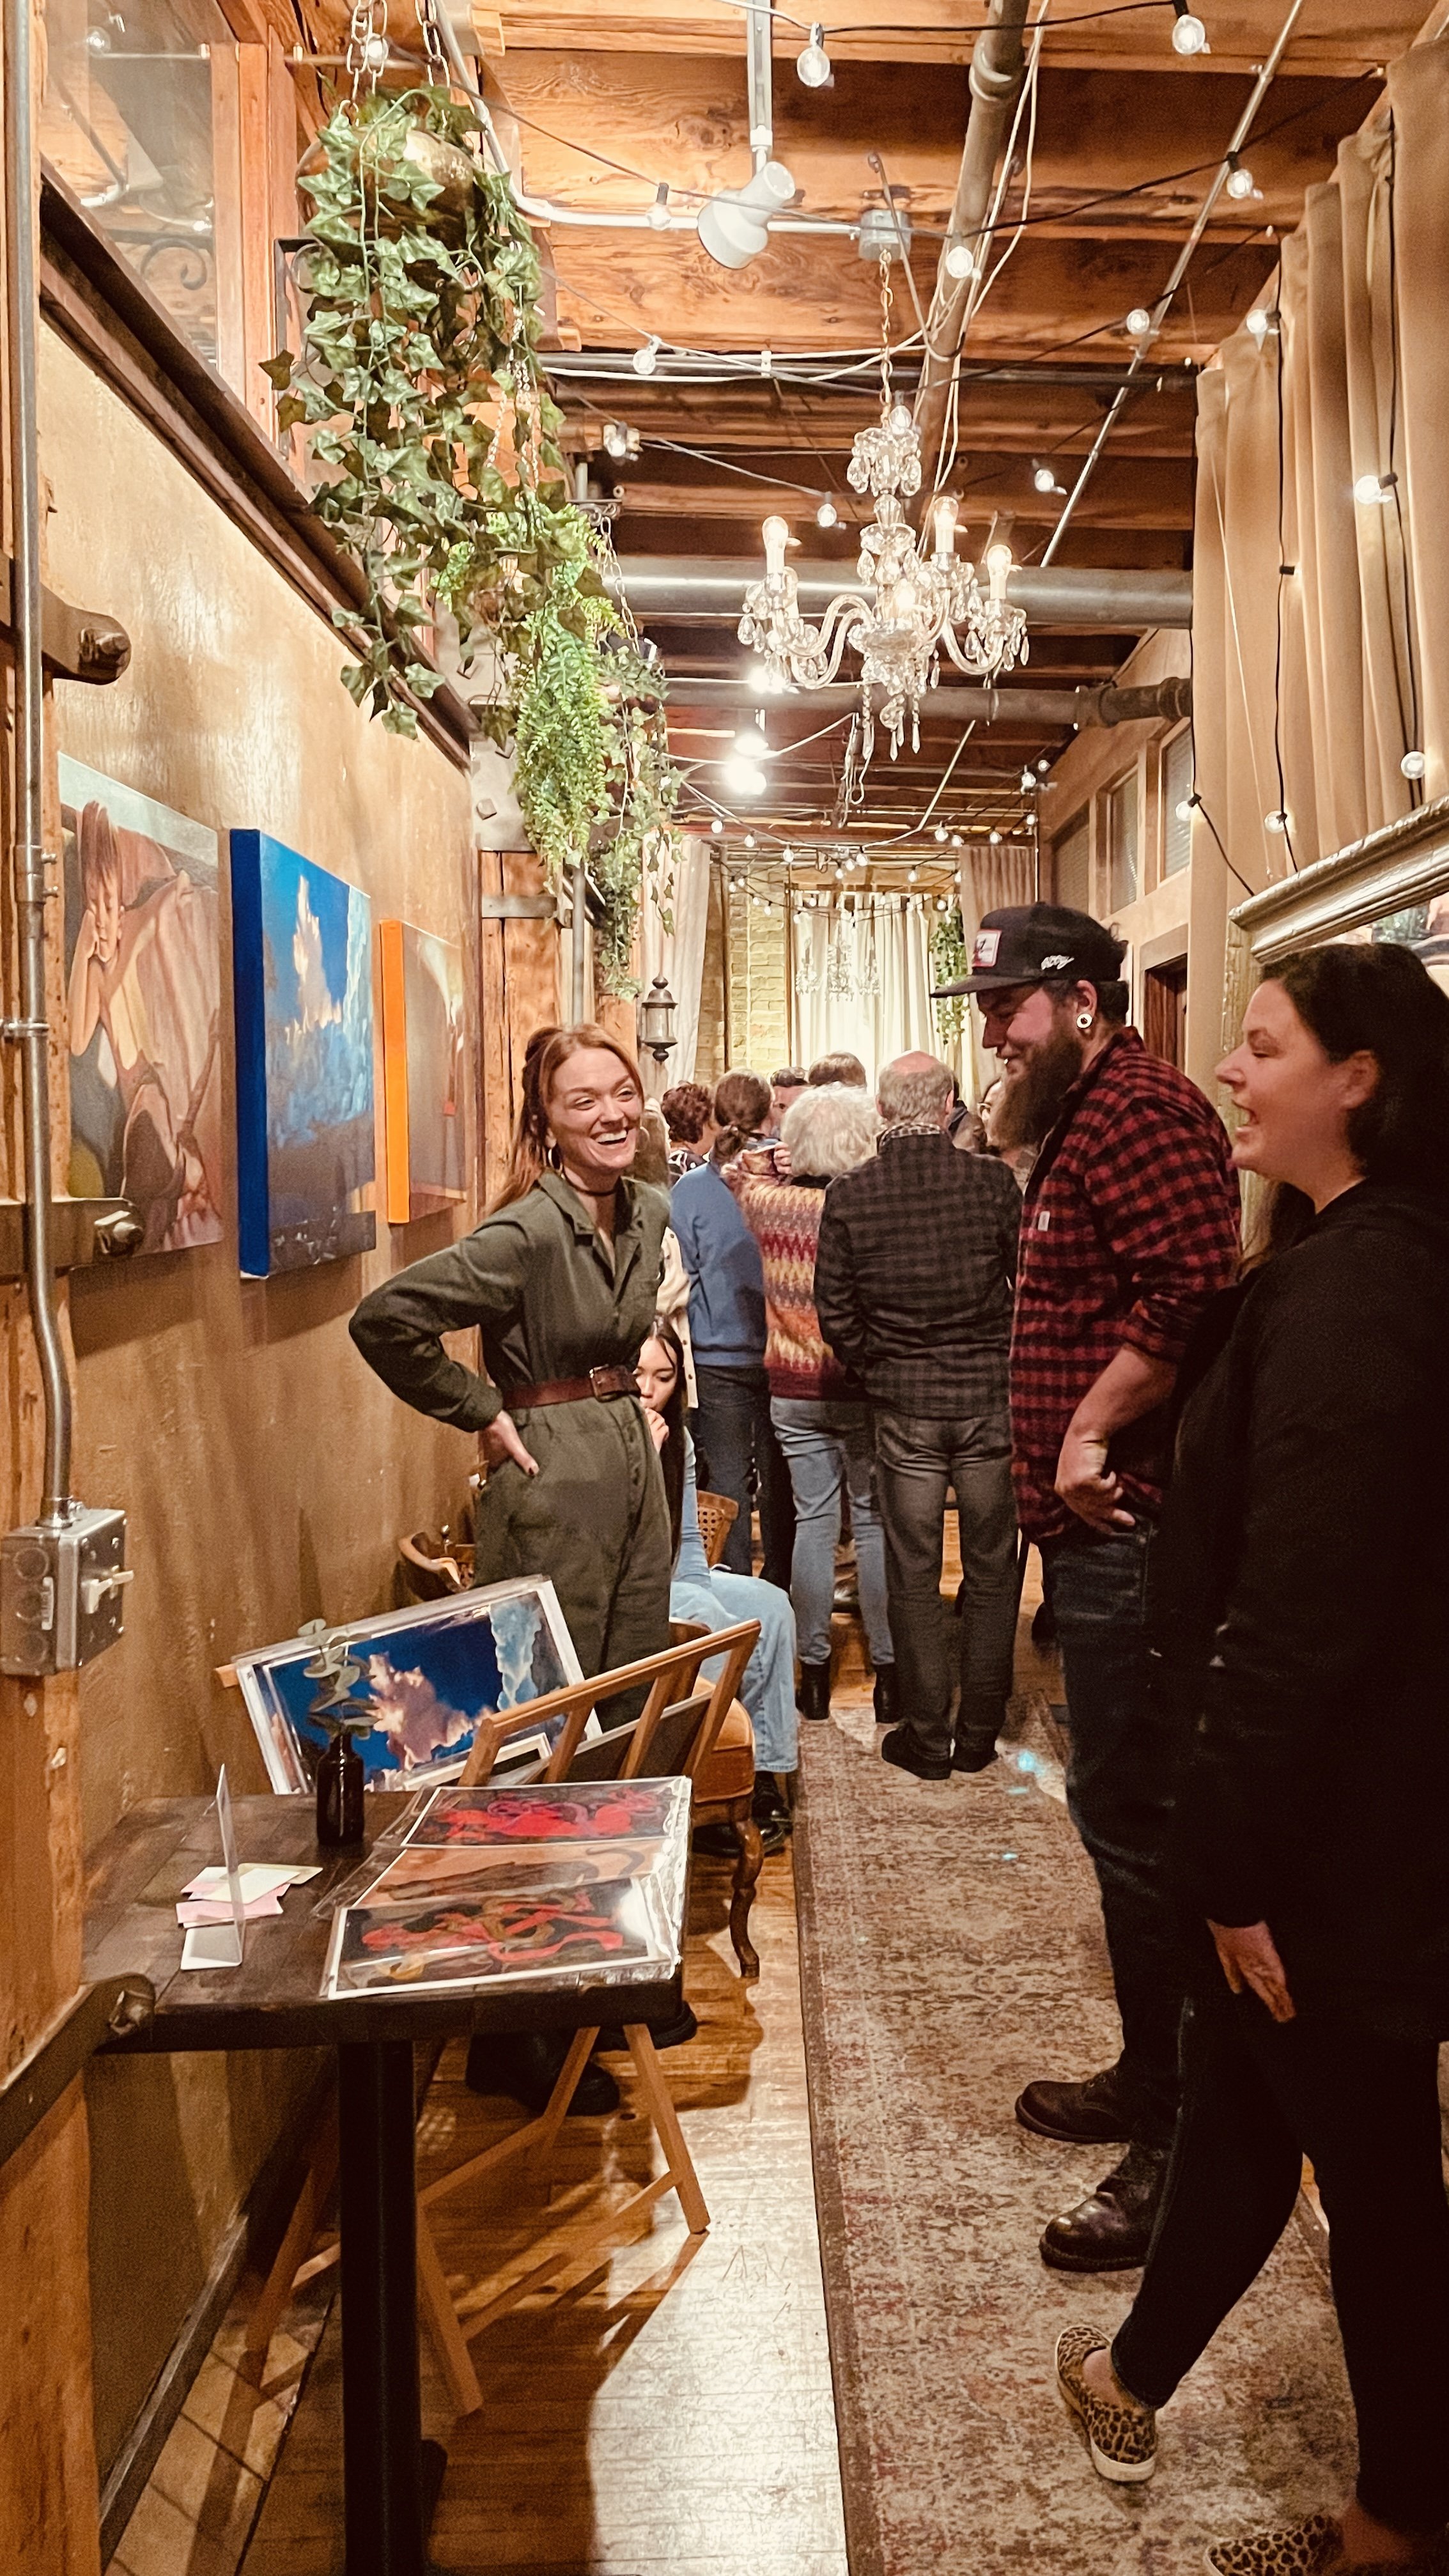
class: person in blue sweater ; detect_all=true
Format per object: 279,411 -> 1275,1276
669,1068 -> 794,1588
637,1319 -> 798,1850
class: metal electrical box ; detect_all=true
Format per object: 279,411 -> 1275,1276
0,1506 -> 132,1675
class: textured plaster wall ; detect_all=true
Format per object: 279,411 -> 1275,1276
40,323 -> 479,2474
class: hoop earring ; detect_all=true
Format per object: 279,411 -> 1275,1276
546,1140 -> 564,1172
1076,1011 -> 1094,1034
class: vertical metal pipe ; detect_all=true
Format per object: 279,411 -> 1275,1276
5,0 -> 73,1527
570,858 -> 587,1020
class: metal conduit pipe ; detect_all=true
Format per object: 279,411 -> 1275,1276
913,0 -> 1032,494
4,0 -> 74,1526
607,557 -> 1193,630
663,676 -> 1193,727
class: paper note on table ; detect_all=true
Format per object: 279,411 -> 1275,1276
181,1863 -> 319,1903
180,1766 -> 247,1971
176,1891 -> 285,1928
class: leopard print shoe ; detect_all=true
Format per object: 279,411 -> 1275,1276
1204,2515 -> 1446,2576
1055,2324 -> 1158,2485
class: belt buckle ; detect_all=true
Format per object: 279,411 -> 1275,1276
589,1365 -> 616,1399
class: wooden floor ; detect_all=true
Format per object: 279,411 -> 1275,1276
233,1838 -> 848,2576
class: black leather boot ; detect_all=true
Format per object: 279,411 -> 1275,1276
872,1663 -> 899,1726
465,2029 -> 620,2116
798,1661 -> 832,1722
1016,2065 -> 1134,2144
1038,2141 -> 1170,2272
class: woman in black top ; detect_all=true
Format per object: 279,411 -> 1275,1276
1053,943 -> 1449,2576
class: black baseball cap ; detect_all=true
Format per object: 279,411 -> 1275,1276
933,903 -> 1126,999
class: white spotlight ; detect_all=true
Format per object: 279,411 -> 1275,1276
697,161 -> 796,271
796,21 -> 832,86
1171,3 -> 1209,52
632,336 -> 662,377
647,182 -> 671,231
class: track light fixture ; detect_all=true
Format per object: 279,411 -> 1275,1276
796,21 -> 832,86
697,161 -> 796,270
1170,1 -> 1209,52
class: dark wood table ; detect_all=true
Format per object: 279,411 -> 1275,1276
85,1794 -> 688,2576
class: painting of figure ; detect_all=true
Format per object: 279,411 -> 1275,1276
379,919 -> 467,1223
61,758 -> 224,1254
230,830 -> 376,1276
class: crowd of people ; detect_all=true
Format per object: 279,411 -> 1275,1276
350,899 -> 1449,2576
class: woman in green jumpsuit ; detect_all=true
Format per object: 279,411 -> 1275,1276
350,1022 -> 672,1699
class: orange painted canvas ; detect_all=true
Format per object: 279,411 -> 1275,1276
379,919 -> 467,1224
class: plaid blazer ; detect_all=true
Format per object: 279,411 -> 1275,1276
814,1129 -> 1019,1418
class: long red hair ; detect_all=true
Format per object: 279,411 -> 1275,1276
490,1023 -> 646,1213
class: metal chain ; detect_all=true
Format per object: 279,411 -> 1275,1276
345,0 -> 387,97
415,0 -> 451,82
878,251 -> 893,417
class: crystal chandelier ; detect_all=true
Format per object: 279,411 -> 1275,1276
738,259 -> 1028,766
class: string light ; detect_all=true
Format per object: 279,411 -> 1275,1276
1125,306 -> 1155,342
1401,749 -> 1427,779
816,497 -> 840,528
1245,307 -> 1275,346
1032,459 -> 1064,494
1175,793 -> 1200,822
711,816 -> 725,835
934,823 -> 949,842
632,336 -> 661,377
988,828 -> 1002,844
724,761 -> 766,796
1353,471 -> 1397,506
1170,1 -> 1209,53
907,866 -> 918,882
744,832 -> 757,848
1224,151 -> 1257,201
1264,808 -> 1289,834
945,240 -> 979,281
796,21 -> 832,86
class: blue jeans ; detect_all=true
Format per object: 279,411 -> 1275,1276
770,1397 -> 892,1671
669,1569 -> 798,1775
874,1409 -> 1019,1762
1042,1521 -> 1184,2150
692,1363 -> 794,1587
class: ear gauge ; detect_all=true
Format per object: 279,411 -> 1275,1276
1076,1011 -> 1095,1033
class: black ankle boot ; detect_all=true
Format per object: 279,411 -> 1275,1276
798,1662 -> 832,1722
872,1664 -> 899,1726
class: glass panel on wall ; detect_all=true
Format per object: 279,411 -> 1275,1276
42,0 -> 240,380
1106,768 -> 1140,912
1162,729 -> 1193,876
1053,812 -> 1090,913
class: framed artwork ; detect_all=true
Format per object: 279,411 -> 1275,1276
378,919 -> 467,1223
60,756 -> 224,1253
229,830 -> 376,1276
232,1574 -> 585,1796
1226,795 -> 1449,1028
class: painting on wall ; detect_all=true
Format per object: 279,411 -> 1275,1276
229,830 -> 376,1276
60,756 -> 224,1254
231,1575 -> 585,1796
378,919 -> 466,1224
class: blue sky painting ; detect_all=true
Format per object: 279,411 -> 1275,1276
231,830 -> 376,1275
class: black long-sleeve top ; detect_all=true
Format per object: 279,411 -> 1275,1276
1152,1181 -> 1449,2033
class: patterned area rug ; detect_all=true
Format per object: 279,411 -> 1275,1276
793,1701 -> 1356,2576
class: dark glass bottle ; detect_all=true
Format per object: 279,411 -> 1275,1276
316,1729 -> 364,1847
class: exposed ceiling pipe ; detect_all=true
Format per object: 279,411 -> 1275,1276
664,677 -> 1193,727
1041,0 -> 1305,564
912,0 -> 1032,497
608,557 -> 1193,629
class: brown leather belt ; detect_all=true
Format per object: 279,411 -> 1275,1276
506,1366 -> 639,1410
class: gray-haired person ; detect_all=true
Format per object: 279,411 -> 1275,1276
814,1050 -> 1023,1779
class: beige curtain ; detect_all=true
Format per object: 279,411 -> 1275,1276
1190,50 -> 1449,885
794,894 -> 939,1075
957,842 -> 1034,1103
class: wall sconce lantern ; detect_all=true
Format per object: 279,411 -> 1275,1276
639,976 -> 677,1064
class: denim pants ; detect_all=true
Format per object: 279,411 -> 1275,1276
769,1397 -> 892,1670
874,1409 -> 1019,1762
692,1363 -> 795,1587
1041,1520 -> 1183,2149
1113,1987 -> 1449,2534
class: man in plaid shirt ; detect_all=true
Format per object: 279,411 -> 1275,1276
946,903 -> 1241,2274
814,1051 -> 1022,1781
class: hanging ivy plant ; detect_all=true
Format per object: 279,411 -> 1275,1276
264,84 -> 581,733
931,908 -> 969,1041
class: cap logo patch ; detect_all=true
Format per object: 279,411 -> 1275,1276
1041,953 -> 1073,970
972,929 -> 1002,968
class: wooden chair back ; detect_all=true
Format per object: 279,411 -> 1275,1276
456,1620 -> 760,1793
694,1490 -> 739,1568
397,1530 -> 467,1600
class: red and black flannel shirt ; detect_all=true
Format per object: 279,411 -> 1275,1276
1011,1028 -> 1241,1542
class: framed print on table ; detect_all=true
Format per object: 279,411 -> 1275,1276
232,1575 -> 585,1796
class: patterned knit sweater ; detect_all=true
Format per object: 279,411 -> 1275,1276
724,1165 -> 858,1401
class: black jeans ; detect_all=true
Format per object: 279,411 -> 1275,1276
1042,1520 -> 1183,2150
874,1408 -> 1018,1762
1113,1985 -> 1449,2536
692,1363 -> 795,1588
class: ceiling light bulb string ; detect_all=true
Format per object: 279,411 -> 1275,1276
930,3 -> 1048,497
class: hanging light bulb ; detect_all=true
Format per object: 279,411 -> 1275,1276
950,832 -> 963,848
1353,470 -> 1396,505
647,182 -> 672,230
1264,808 -> 1289,834
712,816 -> 725,835
945,240 -> 978,282
1171,1 -> 1209,52
1175,795 -> 1198,823
988,828 -> 1002,844
796,20 -> 832,85
1032,460 -> 1062,494
783,845 -> 796,864
601,419 -> 633,462
1020,765 -> 1037,791
933,823 -> 949,842
632,336 -> 662,377
732,721 -> 770,761
816,497 -> 840,529
1224,152 -> 1256,201
745,832 -> 757,849
1401,748 -> 1427,779
1245,307 -> 1273,346
724,759 -> 766,796
1125,306 -> 1156,343
907,866 -> 918,883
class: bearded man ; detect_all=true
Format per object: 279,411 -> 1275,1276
941,904 -> 1241,2272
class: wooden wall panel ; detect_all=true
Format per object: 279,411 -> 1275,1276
479,852 -> 561,1203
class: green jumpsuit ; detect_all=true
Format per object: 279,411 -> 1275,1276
350,1172 -> 672,1694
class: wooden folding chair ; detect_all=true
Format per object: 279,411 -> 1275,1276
236,1622 -> 759,2414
